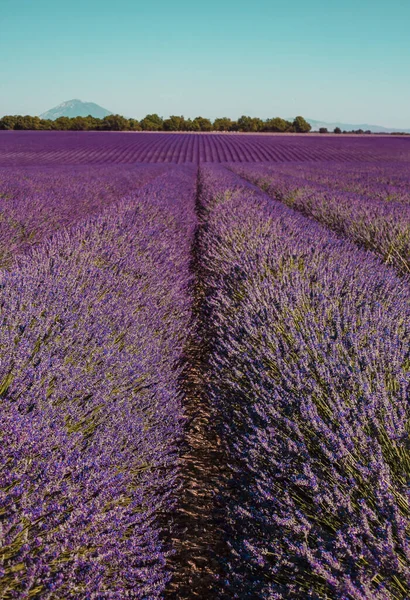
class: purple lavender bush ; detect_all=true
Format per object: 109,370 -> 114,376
269,161 -> 410,205
197,165 -> 410,599
0,167 -> 196,598
0,163 -> 171,267
230,163 -> 410,276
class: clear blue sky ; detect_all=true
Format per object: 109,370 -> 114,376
1,0 -> 409,127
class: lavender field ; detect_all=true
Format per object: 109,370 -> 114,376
2,131 -> 410,166
1,132 -> 410,599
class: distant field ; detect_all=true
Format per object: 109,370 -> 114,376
1,130 -> 410,164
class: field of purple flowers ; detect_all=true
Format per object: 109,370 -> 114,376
1,134 -> 409,599
231,163 -> 410,275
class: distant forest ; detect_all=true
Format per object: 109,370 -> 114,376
0,114 -> 314,132
0,114 -> 393,134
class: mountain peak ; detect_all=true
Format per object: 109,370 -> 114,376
40,100 -> 112,120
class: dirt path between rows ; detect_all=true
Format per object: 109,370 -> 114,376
164,170 -> 232,599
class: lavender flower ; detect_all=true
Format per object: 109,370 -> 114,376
197,164 -> 410,599
231,163 -> 410,275
0,167 -> 197,598
0,163 -> 172,267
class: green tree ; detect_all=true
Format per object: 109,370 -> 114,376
264,117 -> 292,132
192,116 -> 212,132
100,114 -> 128,131
237,115 -> 264,132
0,115 -> 18,130
82,115 -> 101,130
163,115 -> 186,131
38,119 -> 53,130
53,116 -> 71,130
334,127 -> 342,134
14,115 -> 41,130
293,116 -> 311,133
213,117 -> 234,131
319,127 -> 328,134
140,114 -> 164,131
128,118 -> 142,131
185,118 -> 200,132
69,116 -> 89,131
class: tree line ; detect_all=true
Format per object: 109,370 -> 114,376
319,127 -> 373,134
0,114 -> 314,133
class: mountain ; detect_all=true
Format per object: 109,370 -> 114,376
306,118 -> 410,134
39,99 -> 112,120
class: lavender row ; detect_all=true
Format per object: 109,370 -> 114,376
0,167 -> 196,598
0,163 -> 171,268
270,161 -> 410,205
197,165 -> 410,598
230,163 -> 410,275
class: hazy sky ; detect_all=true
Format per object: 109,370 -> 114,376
1,0 -> 409,127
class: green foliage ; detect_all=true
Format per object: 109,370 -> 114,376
0,112 -> 315,133
213,117 -> 234,131
128,118 -> 142,131
293,116 -> 312,133
0,116 -> 18,130
185,118 -> 200,131
163,115 -> 186,131
192,116 -> 213,132
140,113 -> 164,131
14,116 -> 41,130
319,127 -> 328,133
69,116 -> 89,131
264,117 -> 292,132
237,115 -> 264,132
53,116 -> 71,130
99,114 -> 129,131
